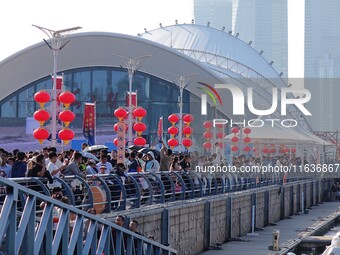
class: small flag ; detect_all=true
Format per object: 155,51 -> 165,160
83,103 -> 96,146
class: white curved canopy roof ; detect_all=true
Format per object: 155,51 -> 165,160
0,32 -> 232,114
141,24 -> 281,79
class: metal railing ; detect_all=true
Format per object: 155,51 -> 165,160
0,176 -> 177,255
1,171 -> 308,215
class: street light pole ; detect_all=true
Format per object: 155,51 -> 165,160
113,54 -> 151,146
33,25 -> 81,147
170,73 -> 198,152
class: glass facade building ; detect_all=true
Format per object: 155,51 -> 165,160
0,66 -> 225,143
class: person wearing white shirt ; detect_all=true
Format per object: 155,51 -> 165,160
47,152 -> 65,189
96,154 -> 112,174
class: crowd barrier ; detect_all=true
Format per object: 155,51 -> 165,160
0,170 -> 308,214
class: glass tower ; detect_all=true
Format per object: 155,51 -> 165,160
304,0 -> 340,131
194,0 -> 288,77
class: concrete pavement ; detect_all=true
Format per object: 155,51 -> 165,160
200,202 -> 340,255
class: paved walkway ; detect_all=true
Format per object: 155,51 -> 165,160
200,202 -> 340,255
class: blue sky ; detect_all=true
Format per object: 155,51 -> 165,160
0,0 -> 303,77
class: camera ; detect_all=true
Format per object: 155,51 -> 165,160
55,194 -> 62,200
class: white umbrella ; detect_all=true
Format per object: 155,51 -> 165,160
81,151 -> 99,162
83,145 -> 108,152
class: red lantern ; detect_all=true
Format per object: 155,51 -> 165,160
203,121 -> 213,129
203,142 -> 212,150
203,131 -> 213,140
270,148 -> 276,154
244,146 -> 251,152
262,148 -> 269,154
58,110 -> 75,127
182,126 -> 193,138
114,108 -> 128,121
168,138 -> 179,149
216,132 -> 223,139
132,107 -> 147,121
218,142 -> 224,149
291,148 -> 296,153
133,122 -> 147,136
58,91 -> 75,108
231,127 -> 239,134
243,128 -> 251,134
284,148 -> 290,153
168,126 -> 179,137
114,123 -> 128,133
183,114 -> 194,125
243,137 -> 251,143
231,145 -> 239,152
168,114 -> 179,126
33,127 -> 49,144
33,109 -> 50,126
182,138 -> 193,149
134,137 -> 146,146
231,136 -> 239,143
215,123 -> 224,129
34,90 -> 50,108
58,128 -> 74,145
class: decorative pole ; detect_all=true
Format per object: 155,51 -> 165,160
169,73 -> 198,152
33,25 -> 81,147
112,54 -> 151,146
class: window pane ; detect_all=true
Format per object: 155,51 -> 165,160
1,95 -> 17,117
18,86 -> 35,117
36,78 -> 52,91
72,71 -> 91,114
63,72 -> 73,91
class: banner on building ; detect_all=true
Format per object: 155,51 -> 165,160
157,117 -> 163,141
83,103 -> 96,146
126,92 -> 137,107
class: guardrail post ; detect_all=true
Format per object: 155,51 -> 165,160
226,197 -> 232,240
264,190 -> 269,226
161,209 -> 170,246
204,201 -> 211,249
297,183 -> 301,212
303,182 -> 307,209
316,179 -> 319,204
290,185 -> 294,216
280,185 -> 285,219
311,180 -> 314,206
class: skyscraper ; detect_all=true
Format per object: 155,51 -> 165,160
193,0 -> 288,77
305,0 -> 340,78
194,0 -> 233,31
305,0 -> 340,131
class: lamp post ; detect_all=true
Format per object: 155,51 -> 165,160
33,25 -> 81,147
113,54 -> 151,146
170,73 -> 198,152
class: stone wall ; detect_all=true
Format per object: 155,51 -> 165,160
105,179 -> 325,254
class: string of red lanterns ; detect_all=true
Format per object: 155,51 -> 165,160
58,91 -> 76,145
114,106 -> 147,147
231,127 -> 239,153
33,90 -> 51,144
202,121 -> 212,151
167,113 -> 193,150
243,127 -> 252,153
33,89 -> 76,145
